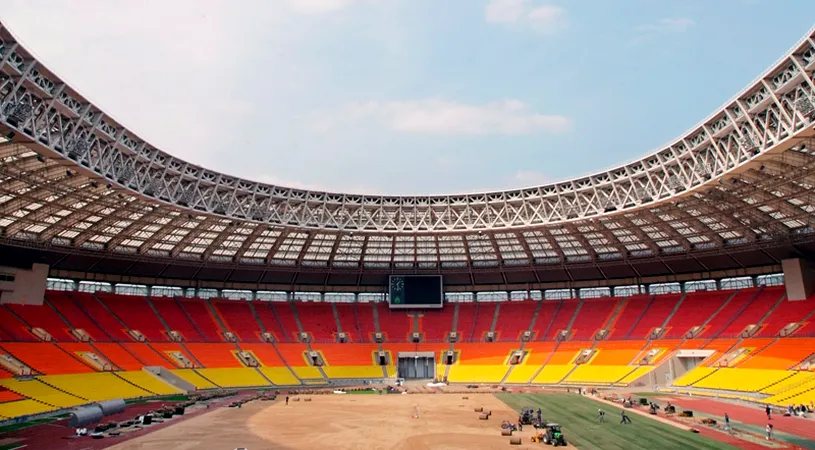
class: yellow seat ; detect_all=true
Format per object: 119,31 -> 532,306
173,369 -> 218,389
617,366 -> 654,385
39,373 -> 152,402
447,365 -> 509,383
195,368 -> 271,388
322,366 -> 384,379
532,365 -> 574,384
672,367 -> 716,387
290,366 -> 323,379
504,365 -> 541,384
693,368 -> 793,392
0,378 -> 84,408
0,399 -> 53,418
117,371 -> 184,395
258,367 -> 300,385
564,365 -> 638,385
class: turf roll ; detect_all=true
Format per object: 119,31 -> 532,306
501,429 -> 512,436
479,413 -> 489,420
509,437 -> 522,445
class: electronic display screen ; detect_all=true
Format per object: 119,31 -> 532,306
388,275 -> 443,309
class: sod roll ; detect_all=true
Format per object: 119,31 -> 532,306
479,413 -> 489,420
501,429 -> 512,436
509,437 -> 522,445
474,407 -> 483,412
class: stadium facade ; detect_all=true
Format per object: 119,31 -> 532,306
0,20 -> 815,423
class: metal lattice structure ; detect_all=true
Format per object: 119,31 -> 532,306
1,22 -> 815,272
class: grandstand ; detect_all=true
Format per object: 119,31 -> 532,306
0,17 -> 814,431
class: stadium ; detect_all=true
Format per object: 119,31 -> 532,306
2,8 -> 815,450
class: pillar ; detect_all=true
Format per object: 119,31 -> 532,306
782,258 -> 815,301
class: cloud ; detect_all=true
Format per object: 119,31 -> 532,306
636,18 -> 695,34
486,0 -> 567,33
312,99 -> 572,135
287,0 -> 379,14
511,170 -> 555,187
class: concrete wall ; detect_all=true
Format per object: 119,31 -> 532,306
0,263 -> 48,305
782,258 -> 815,301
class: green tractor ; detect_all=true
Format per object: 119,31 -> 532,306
540,423 -> 567,446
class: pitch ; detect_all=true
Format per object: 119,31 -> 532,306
99,391 -> 752,450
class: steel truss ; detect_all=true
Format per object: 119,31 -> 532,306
0,22 -> 814,269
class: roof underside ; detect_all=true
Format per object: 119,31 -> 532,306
0,23 -> 814,282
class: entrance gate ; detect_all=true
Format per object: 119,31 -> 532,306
397,352 -> 436,380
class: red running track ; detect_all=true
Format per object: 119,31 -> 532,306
658,395 -> 815,441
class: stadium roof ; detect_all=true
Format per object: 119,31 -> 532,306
1,22 -> 815,289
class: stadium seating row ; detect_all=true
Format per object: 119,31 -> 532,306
0,285 -> 813,422
2,287 -> 799,346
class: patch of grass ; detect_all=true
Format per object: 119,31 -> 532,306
0,416 -> 56,434
343,389 -> 379,395
496,393 -> 737,450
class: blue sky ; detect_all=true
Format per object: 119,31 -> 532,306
3,0 -> 815,195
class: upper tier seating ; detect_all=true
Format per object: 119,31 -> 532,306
608,295 -> 653,339
1,343 -> 94,374
334,303 -> 362,342
418,305 -> 455,342
663,291 -> 731,339
528,301 -> 559,340
698,289 -> 757,338
718,287 -> 784,336
758,296 -> 815,337
212,300 -> 263,342
355,302 -> 377,343
294,302 -> 338,341
454,302 -> 477,341
71,292 -> 131,341
185,343 -> 243,368
151,297 -> 204,341
470,303 -> 498,342
270,302 -> 301,342
5,303 -> 73,341
0,306 -> 36,341
376,303 -> 413,342
542,300 -> 579,340
252,301 -> 291,342
494,300 -> 537,342
96,293 -> 167,342
569,298 -> 620,340
626,294 -> 680,339
178,299 -> 223,341
45,292 -> 110,341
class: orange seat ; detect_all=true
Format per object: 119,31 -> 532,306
1,343 -> 94,374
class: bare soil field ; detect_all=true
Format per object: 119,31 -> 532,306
105,393 -> 563,450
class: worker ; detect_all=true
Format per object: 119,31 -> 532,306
766,405 -> 772,420
766,423 -> 773,440
724,413 -> 730,432
537,408 -> 542,423
620,410 -> 632,424
285,396 -> 289,406
598,409 -> 605,423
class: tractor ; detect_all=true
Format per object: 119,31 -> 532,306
531,423 -> 567,446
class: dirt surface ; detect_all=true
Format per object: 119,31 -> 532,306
105,393 -> 574,450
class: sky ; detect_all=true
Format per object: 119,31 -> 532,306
2,0 -> 814,195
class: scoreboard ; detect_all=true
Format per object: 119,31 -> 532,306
388,275 -> 443,309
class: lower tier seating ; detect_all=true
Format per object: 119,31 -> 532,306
117,371 -> 184,395
39,373 -> 152,401
195,368 -> 270,388
563,365 -> 639,385
447,365 -> 508,383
